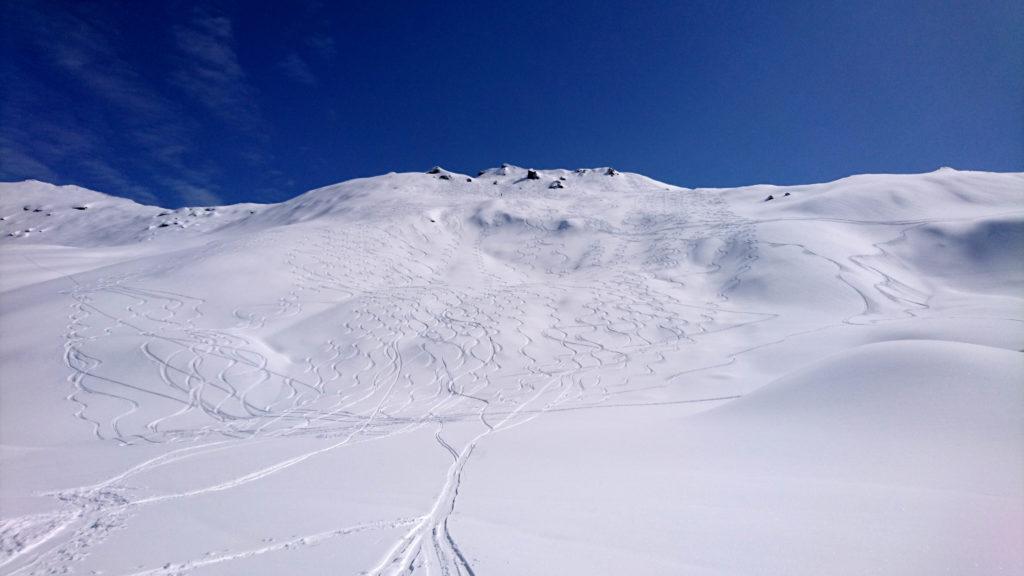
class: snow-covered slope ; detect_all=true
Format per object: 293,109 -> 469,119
1,166 -> 1021,575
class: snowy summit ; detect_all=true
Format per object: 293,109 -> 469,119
1,166 -> 1022,575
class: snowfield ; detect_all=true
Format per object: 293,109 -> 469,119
0,166 -> 1021,575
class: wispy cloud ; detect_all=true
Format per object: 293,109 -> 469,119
0,1 -> 276,206
162,179 -> 222,207
14,3 -> 167,118
0,139 -> 58,182
278,52 -> 318,85
276,30 -> 339,86
77,157 -> 162,206
306,33 -> 337,61
172,7 -> 264,135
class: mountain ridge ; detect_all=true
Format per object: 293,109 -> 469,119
4,165 -> 1018,209
2,167 -> 1022,248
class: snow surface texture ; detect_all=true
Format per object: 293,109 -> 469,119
0,166 -> 1021,575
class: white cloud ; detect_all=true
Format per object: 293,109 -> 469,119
278,52 -> 318,85
172,7 -> 264,135
0,2 -> 260,206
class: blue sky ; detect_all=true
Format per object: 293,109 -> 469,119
2,0 -> 1021,207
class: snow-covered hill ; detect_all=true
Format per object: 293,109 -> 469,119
1,166 -> 1022,575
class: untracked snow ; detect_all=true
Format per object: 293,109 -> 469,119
0,166 -> 1021,575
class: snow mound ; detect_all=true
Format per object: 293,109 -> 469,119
0,180 -> 162,246
707,340 -> 1023,474
0,180 -> 263,246
727,169 -> 1024,222
455,340 -> 1023,575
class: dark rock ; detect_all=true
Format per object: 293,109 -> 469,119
605,168 -> 619,176
466,177 -> 472,182
784,192 -> 791,197
427,166 -> 444,174
559,176 -> 567,181
549,180 -> 564,189
526,169 -> 540,180
438,174 -> 452,180
764,195 -> 774,202
72,206 -> 89,210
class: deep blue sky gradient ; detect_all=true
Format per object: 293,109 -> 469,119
2,0 -> 1021,207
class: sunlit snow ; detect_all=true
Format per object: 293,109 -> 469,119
1,166 -> 1021,575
